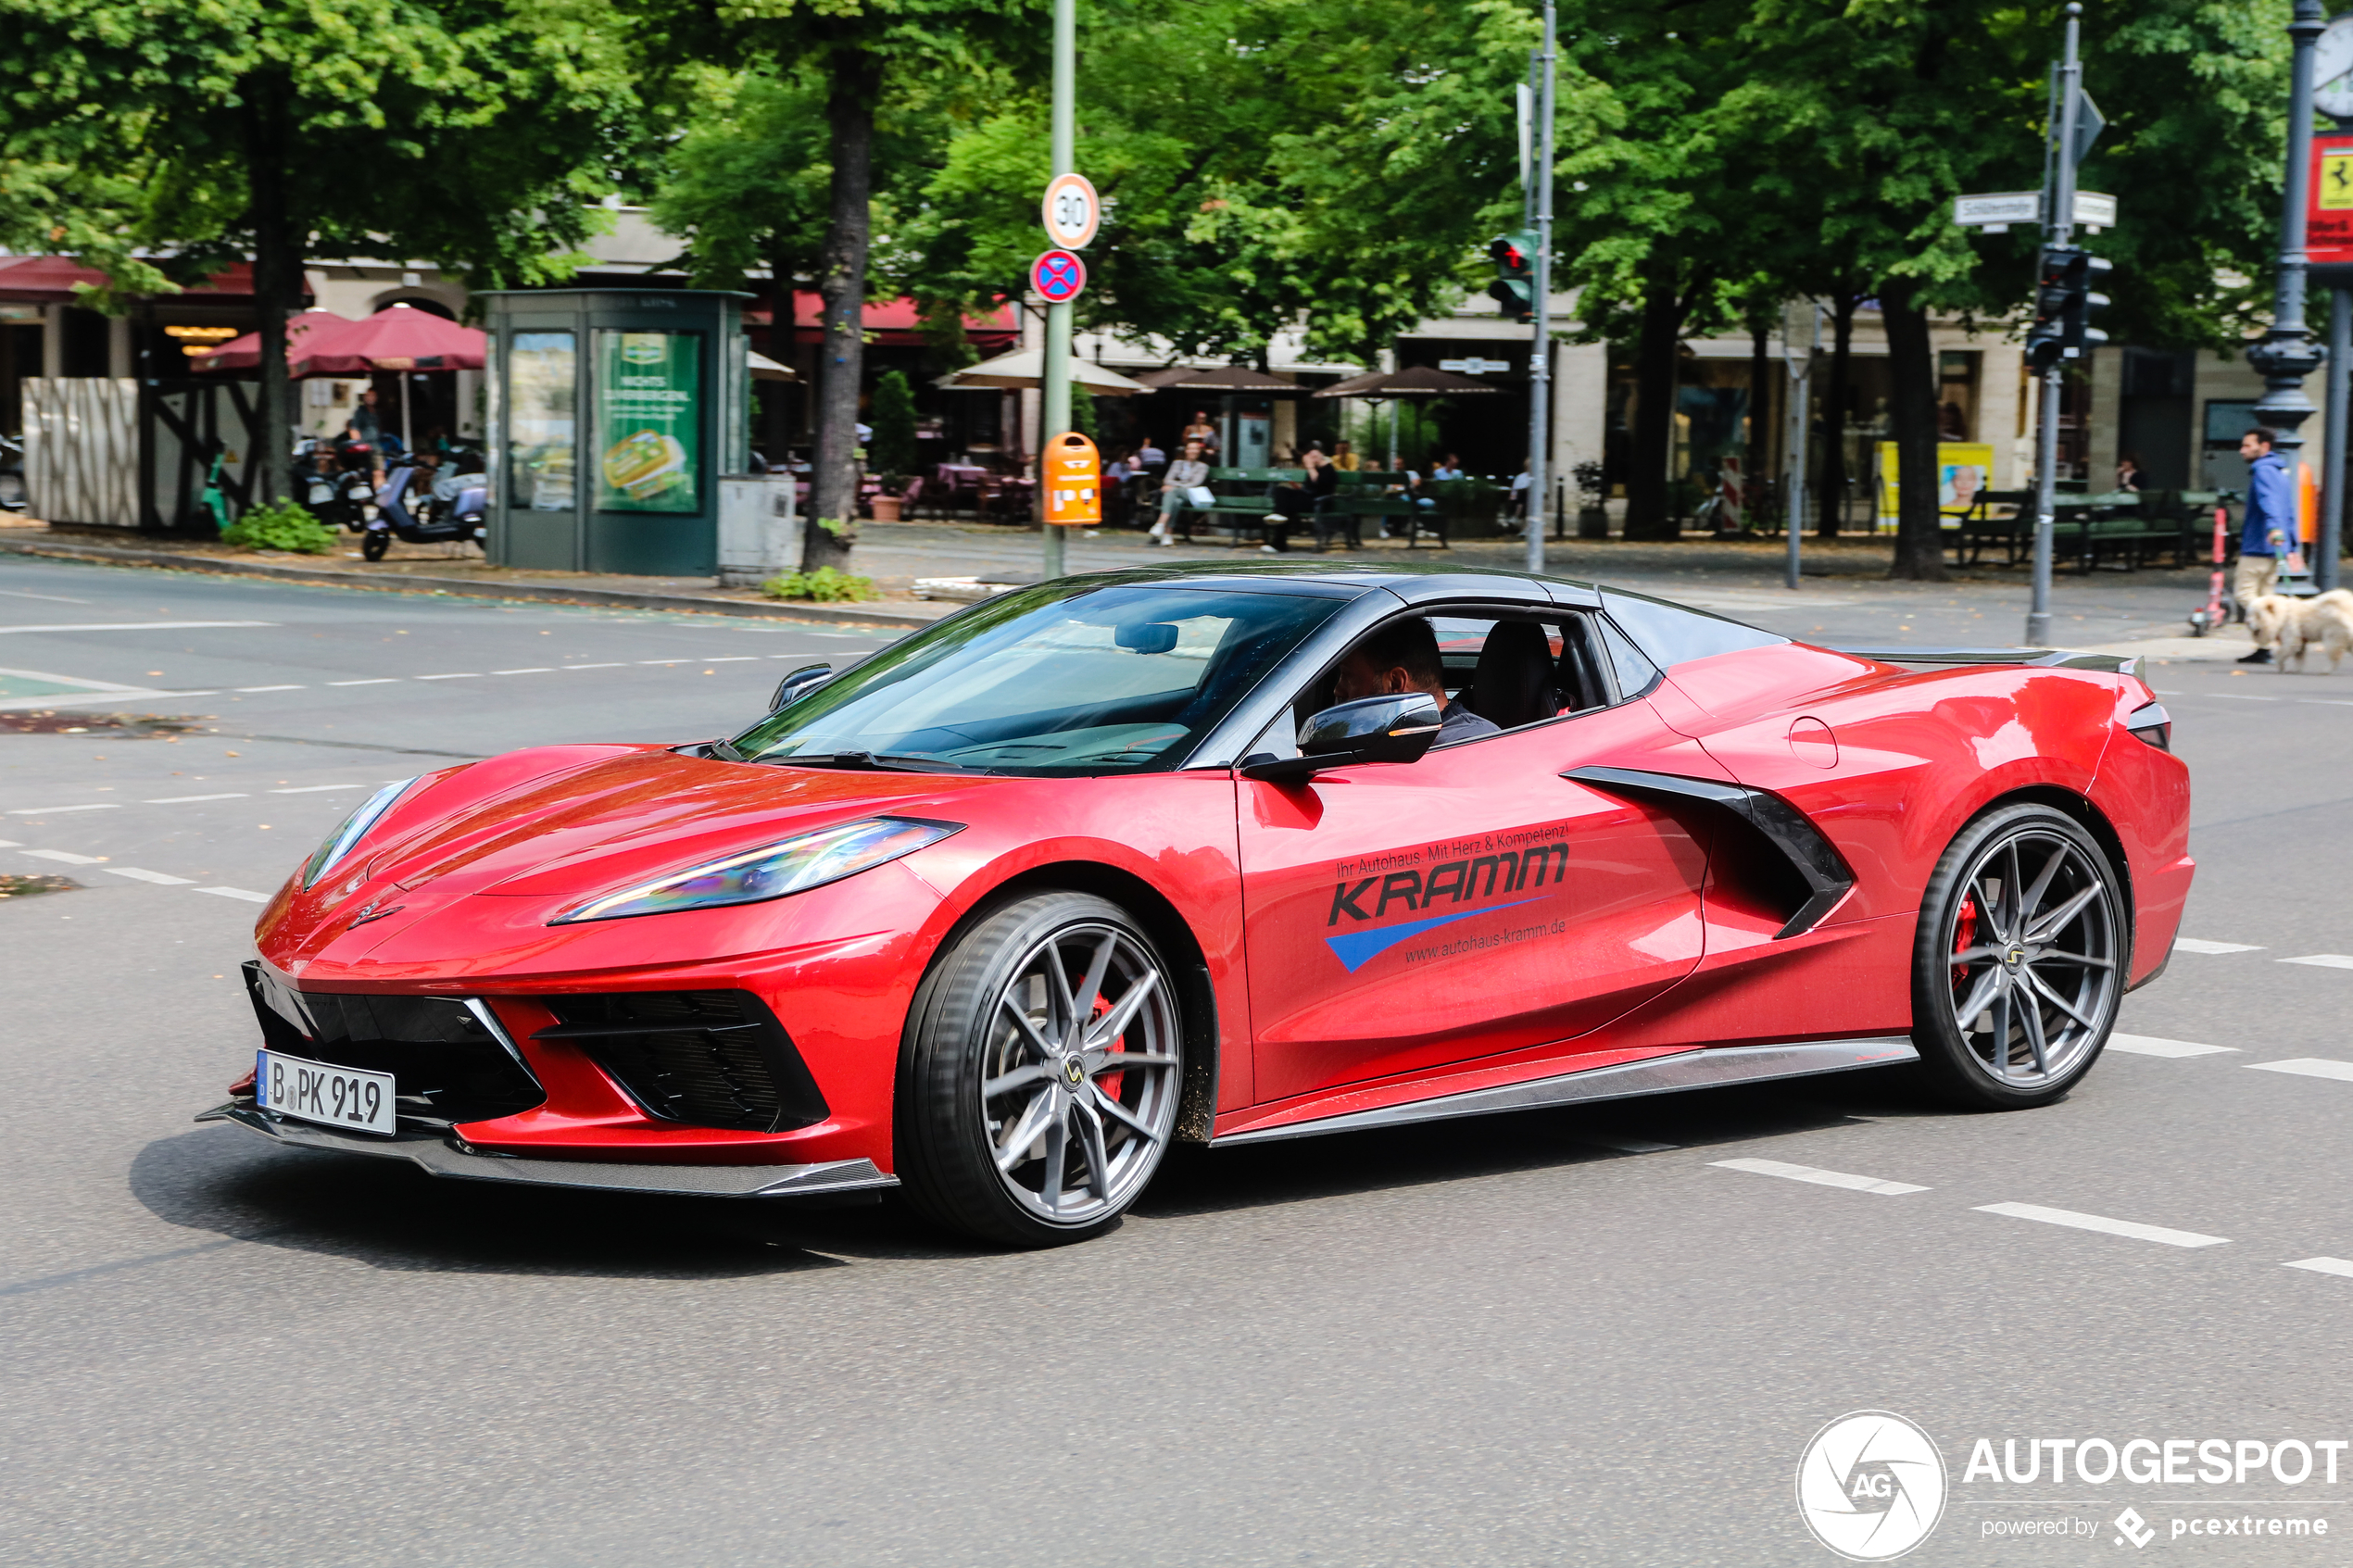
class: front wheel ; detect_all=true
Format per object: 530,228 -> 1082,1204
361,530 -> 390,561
897,892 -> 1184,1247
1910,803 -> 2125,1110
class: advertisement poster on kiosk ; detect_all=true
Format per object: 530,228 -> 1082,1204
595,331 -> 700,513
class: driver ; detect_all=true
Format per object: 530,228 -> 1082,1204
1330,618 -> 1499,745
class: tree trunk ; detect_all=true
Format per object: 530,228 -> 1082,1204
805,47 -> 882,572
1745,318 -> 1768,528
1622,280 -> 1683,542
1817,292 -> 1855,537
245,83 -> 298,513
1881,278 -> 1947,582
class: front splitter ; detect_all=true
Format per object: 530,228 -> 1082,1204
197,1101 -> 897,1199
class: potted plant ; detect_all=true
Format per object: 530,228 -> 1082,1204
1573,459 -> 1610,539
869,369 -> 919,521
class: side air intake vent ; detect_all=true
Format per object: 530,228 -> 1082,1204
535,990 -> 829,1134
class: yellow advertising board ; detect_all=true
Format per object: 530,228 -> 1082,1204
1875,442 -> 1996,527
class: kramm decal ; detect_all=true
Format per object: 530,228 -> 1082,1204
1321,840 -> 1571,973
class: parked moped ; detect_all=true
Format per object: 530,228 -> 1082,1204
359,463 -> 486,560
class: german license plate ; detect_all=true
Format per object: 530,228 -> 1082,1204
255,1049 -> 396,1135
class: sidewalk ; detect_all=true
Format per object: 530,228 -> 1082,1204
0,517 -> 2248,661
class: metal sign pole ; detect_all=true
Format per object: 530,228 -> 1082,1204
2326,287 -> 2350,594
2027,4 -> 2084,646
1784,299 -> 1818,590
1040,0 -> 1076,583
1524,0 -> 1556,575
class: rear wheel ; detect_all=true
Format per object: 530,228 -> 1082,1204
1911,803 -> 2124,1109
897,892 -> 1184,1247
361,530 -> 390,561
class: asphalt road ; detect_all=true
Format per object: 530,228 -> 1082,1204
4,552 -> 2349,1566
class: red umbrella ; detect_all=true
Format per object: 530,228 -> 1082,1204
292,303 -> 485,376
191,309 -> 350,372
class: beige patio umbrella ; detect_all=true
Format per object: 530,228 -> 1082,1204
937,347 -> 1148,395
749,349 -> 798,382
1313,364 -> 1503,467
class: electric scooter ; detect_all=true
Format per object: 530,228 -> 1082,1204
2188,490 -> 2241,635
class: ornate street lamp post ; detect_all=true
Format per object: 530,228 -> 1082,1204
2246,0 -> 2331,472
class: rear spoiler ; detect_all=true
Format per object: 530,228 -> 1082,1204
1826,646 -> 2140,676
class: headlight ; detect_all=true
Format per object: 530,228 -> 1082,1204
301,777 -> 419,888
549,815 -> 963,924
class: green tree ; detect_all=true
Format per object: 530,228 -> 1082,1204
634,0 -> 1047,572
0,0 -> 631,506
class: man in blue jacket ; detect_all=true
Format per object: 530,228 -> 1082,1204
2236,426 -> 2295,664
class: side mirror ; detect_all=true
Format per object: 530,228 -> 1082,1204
1239,693 -> 1443,783
769,663 -> 832,712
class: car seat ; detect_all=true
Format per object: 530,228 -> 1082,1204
1466,621 -> 1560,730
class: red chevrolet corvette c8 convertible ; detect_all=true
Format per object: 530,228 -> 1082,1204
203,562 -> 2192,1246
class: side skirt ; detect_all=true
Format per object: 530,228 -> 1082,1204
1210,1036 -> 1919,1147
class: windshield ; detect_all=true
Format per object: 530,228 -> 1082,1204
728,582 -> 1345,775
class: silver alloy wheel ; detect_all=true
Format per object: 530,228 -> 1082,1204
980,921 -> 1181,1225
1944,825 -> 2120,1088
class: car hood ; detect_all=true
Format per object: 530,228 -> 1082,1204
370,746 -> 1004,900
258,745 -> 1006,975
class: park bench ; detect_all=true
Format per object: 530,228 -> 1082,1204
1332,471 -> 1449,549
1168,466 -> 1301,546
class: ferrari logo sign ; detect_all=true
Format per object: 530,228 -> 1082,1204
2310,133 -> 2353,264
1043,432 -> 1101,526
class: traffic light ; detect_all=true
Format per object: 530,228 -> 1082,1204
1487,232 -> 1538,321
2025,245 -> 2113,371
2065,251 -> 2112,358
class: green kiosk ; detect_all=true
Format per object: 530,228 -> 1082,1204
482,289 -> 749,575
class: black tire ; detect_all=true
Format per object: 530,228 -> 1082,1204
1910,802 -> 2126,1110
361,530 -> 390,561
897,891 -> 1185,1247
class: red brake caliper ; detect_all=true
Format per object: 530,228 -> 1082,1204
1952,894 -> 1979,987
1090,995 -> 1123,1097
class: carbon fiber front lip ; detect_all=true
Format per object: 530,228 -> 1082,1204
196,1101 -> 896,1198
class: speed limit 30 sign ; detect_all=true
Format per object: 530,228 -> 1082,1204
1041,172 -> 1100,250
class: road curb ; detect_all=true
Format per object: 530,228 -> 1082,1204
0,536 -> 941,632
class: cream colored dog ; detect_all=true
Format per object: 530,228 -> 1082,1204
2251,589 -> 2353,672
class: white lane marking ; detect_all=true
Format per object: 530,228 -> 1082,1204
327,678 -> 399,686
145,793 -> 247,803
2246,1059 -> 2353,1083
233,684 -> 304,693
0,663 -> 169,694
1578,1135 -> 1681,1154
2279,954 -> 2353,970
566,662 -> 624,670
1974,1201 -> 2229,1248
9,804 -> 120,815
2108,1034 -> 2239,1058
2174,937 -> 2263,955
638,659 -> 692,665
2284,1257 -> 2353,1278
491,668 -> 553,674
168,690 -> 221,696
107,867 -> 195,885
0,588 -> 92,604
1710,1158 -> 1929,1195
269,784 -> 368,794
704,657 -> 758,662
2210,693 -> 2282,701
414,672 -> 481,680
194,886 -> 271,903
19,849 -> 105,864
0,621 -> 274,633
0,839 -> 18,847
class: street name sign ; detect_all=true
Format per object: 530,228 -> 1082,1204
1953,190 -> 2118,232
1439,357 -> 1515,374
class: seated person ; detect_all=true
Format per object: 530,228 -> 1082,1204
1330,618 -> 1500,745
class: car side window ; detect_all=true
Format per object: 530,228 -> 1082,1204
1594,615 -> 1661,699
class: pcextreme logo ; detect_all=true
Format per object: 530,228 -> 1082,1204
1321,834 -> 1570,972
1796,1411 -> 1948,1562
